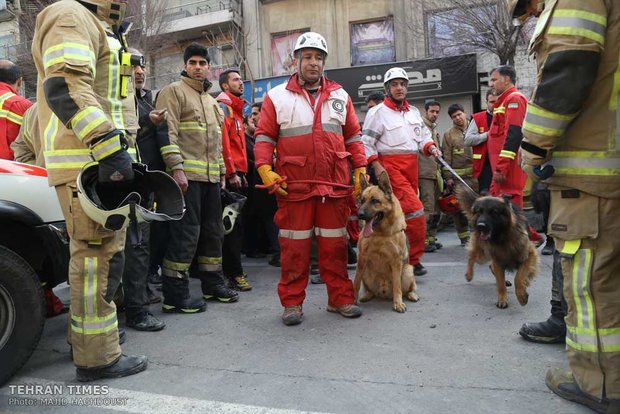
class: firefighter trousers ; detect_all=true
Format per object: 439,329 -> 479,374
122,221 -> 150,317
275,196 -> 354,308
55,183 -> 124,369
162,181 -> 226,295
379,154 -> 426,265
549,190 -> 620,400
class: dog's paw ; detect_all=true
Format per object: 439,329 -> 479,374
393,302 -> 407,313
496,300 -> 508,309
465,272 -> 473,282
516,291 -> 529,306
406,292 -> 419,302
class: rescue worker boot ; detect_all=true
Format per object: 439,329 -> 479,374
202,284 -> 239,303
424,238 -> 437,253
326,303 -> 362,318
347,241 -> 357,269
161,276 -> 206,314
545,368 -> 615,414
541,236 -> 555,255
126,311 -> 166,332
282,305 -> 303,326
229,273 -> 252,292
519,314 -> 566,344
76,355 -> 148,382
414,263 -> 428,276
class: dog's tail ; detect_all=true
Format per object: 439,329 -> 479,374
456,185 -> 477,221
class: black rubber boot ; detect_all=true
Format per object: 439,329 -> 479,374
76,354 -> 148,382
519,314 -> 566,344
162,276 -> 206,314
126,311 -> 166,331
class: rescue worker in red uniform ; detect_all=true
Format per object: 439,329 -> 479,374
216,68 -> 252,292
513,0 -> 620,412
464,90 -> 497,193
0,60 -> 33,160
361,68 -> 442,277
254,32 -> 367,326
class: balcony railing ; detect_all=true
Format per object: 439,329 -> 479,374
163,0 -> 240,22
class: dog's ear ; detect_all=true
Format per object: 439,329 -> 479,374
502,194 -> 513,205
378,171 -> 393,197
360,172 -> 369,194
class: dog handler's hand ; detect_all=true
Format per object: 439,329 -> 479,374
353,167 -> 367,198
430,146 -> 442,158
257,164 -> 288,196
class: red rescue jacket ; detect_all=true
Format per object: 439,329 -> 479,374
470,110 -> 490,179
216,91 -> 248,175
0,82 -> 33,160
254,74 -> 366,201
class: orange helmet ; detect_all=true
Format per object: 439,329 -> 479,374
438,193 -> 460,214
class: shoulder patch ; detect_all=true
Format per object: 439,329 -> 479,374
507,102 -> 519,109
218,102 -> 233,118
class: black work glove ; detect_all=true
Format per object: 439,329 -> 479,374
98,150 -> 134,184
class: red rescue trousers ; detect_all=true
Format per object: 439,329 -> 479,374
379,154 -> 426,266
275,196 -> 354,308
347,195 -> 360,245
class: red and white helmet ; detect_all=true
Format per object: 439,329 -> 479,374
293,32 -> 328,56
384,67 -> 409,85
438,192 -> 461,215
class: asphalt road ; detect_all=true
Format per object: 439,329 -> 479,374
0,228 -> 589,414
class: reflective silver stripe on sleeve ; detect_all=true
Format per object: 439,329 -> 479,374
345,135 -> 362,145
362,129 -> 381,140
255,134 -> 277,146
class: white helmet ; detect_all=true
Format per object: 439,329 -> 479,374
77,163 -> 185,231
293,32 -> 328,56
384,67 -> 409,85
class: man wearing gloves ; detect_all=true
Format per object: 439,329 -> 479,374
254,32 -> 366,326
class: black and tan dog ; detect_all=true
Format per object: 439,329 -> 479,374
457,186 -> 538,308
353,172 -> 418,313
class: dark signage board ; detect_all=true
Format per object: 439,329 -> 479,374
326,54 -> 478,104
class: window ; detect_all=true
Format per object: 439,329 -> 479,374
270,29 -> 308,76
350,18 -> 395,66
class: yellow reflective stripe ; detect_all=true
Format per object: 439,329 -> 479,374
44,149 -> 93,169
472,154 -> 482,159
549,9 -> 607,45
314,227 -> 347,237
523,104 -> 575,137
162,259 -> 191,272
458,231 -> 470,239
91,135 -> 122,161
70,312 -> 117,335
453,167 -> 473,175
197,256 -> 222,264
160,144 -> 180,155
500,150 -> 516,159
279,228 -> 314,240
43,116 -> 59,151
600,328 -> 620,352
452,149 -> 465,155
566,326 -> 598,352
569,248 -> 595,330
493,106 -> 505,114
179,121 -> 207,131
106,37 -> 123,129
550,153 -> 620,176
561,239 -> 581,255
43,42 -> 97,71
184,160 -> 221,174
83,257 -> 98,317
70,107 -> 107,141
0,110 -> 24,125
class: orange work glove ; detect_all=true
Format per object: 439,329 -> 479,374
257,164 -> 288,197
353,167 -> 367,198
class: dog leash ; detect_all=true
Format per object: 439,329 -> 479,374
435,156 -> 478,196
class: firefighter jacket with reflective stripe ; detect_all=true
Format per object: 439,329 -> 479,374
254,74 -> 366,201
155,75 -> 225,183
488,87 -> 528,191
11,103 -> 43,166
362,101 -> 435,163
465,110 -> 490,178
216,91 -> 248,175
0,82 -> 33,160
521,0 -> 620,199
32,0 -> 138,186
442,122 -> 473,180
418,116 -> 441,180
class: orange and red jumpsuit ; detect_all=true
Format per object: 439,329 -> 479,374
0,82 -> 33,160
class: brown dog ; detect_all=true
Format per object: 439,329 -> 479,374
457,186 -> 538,308
353,172 -> 419,313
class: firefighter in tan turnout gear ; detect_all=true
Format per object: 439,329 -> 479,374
513,0 -> 620,412
32,0 -> 147,381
